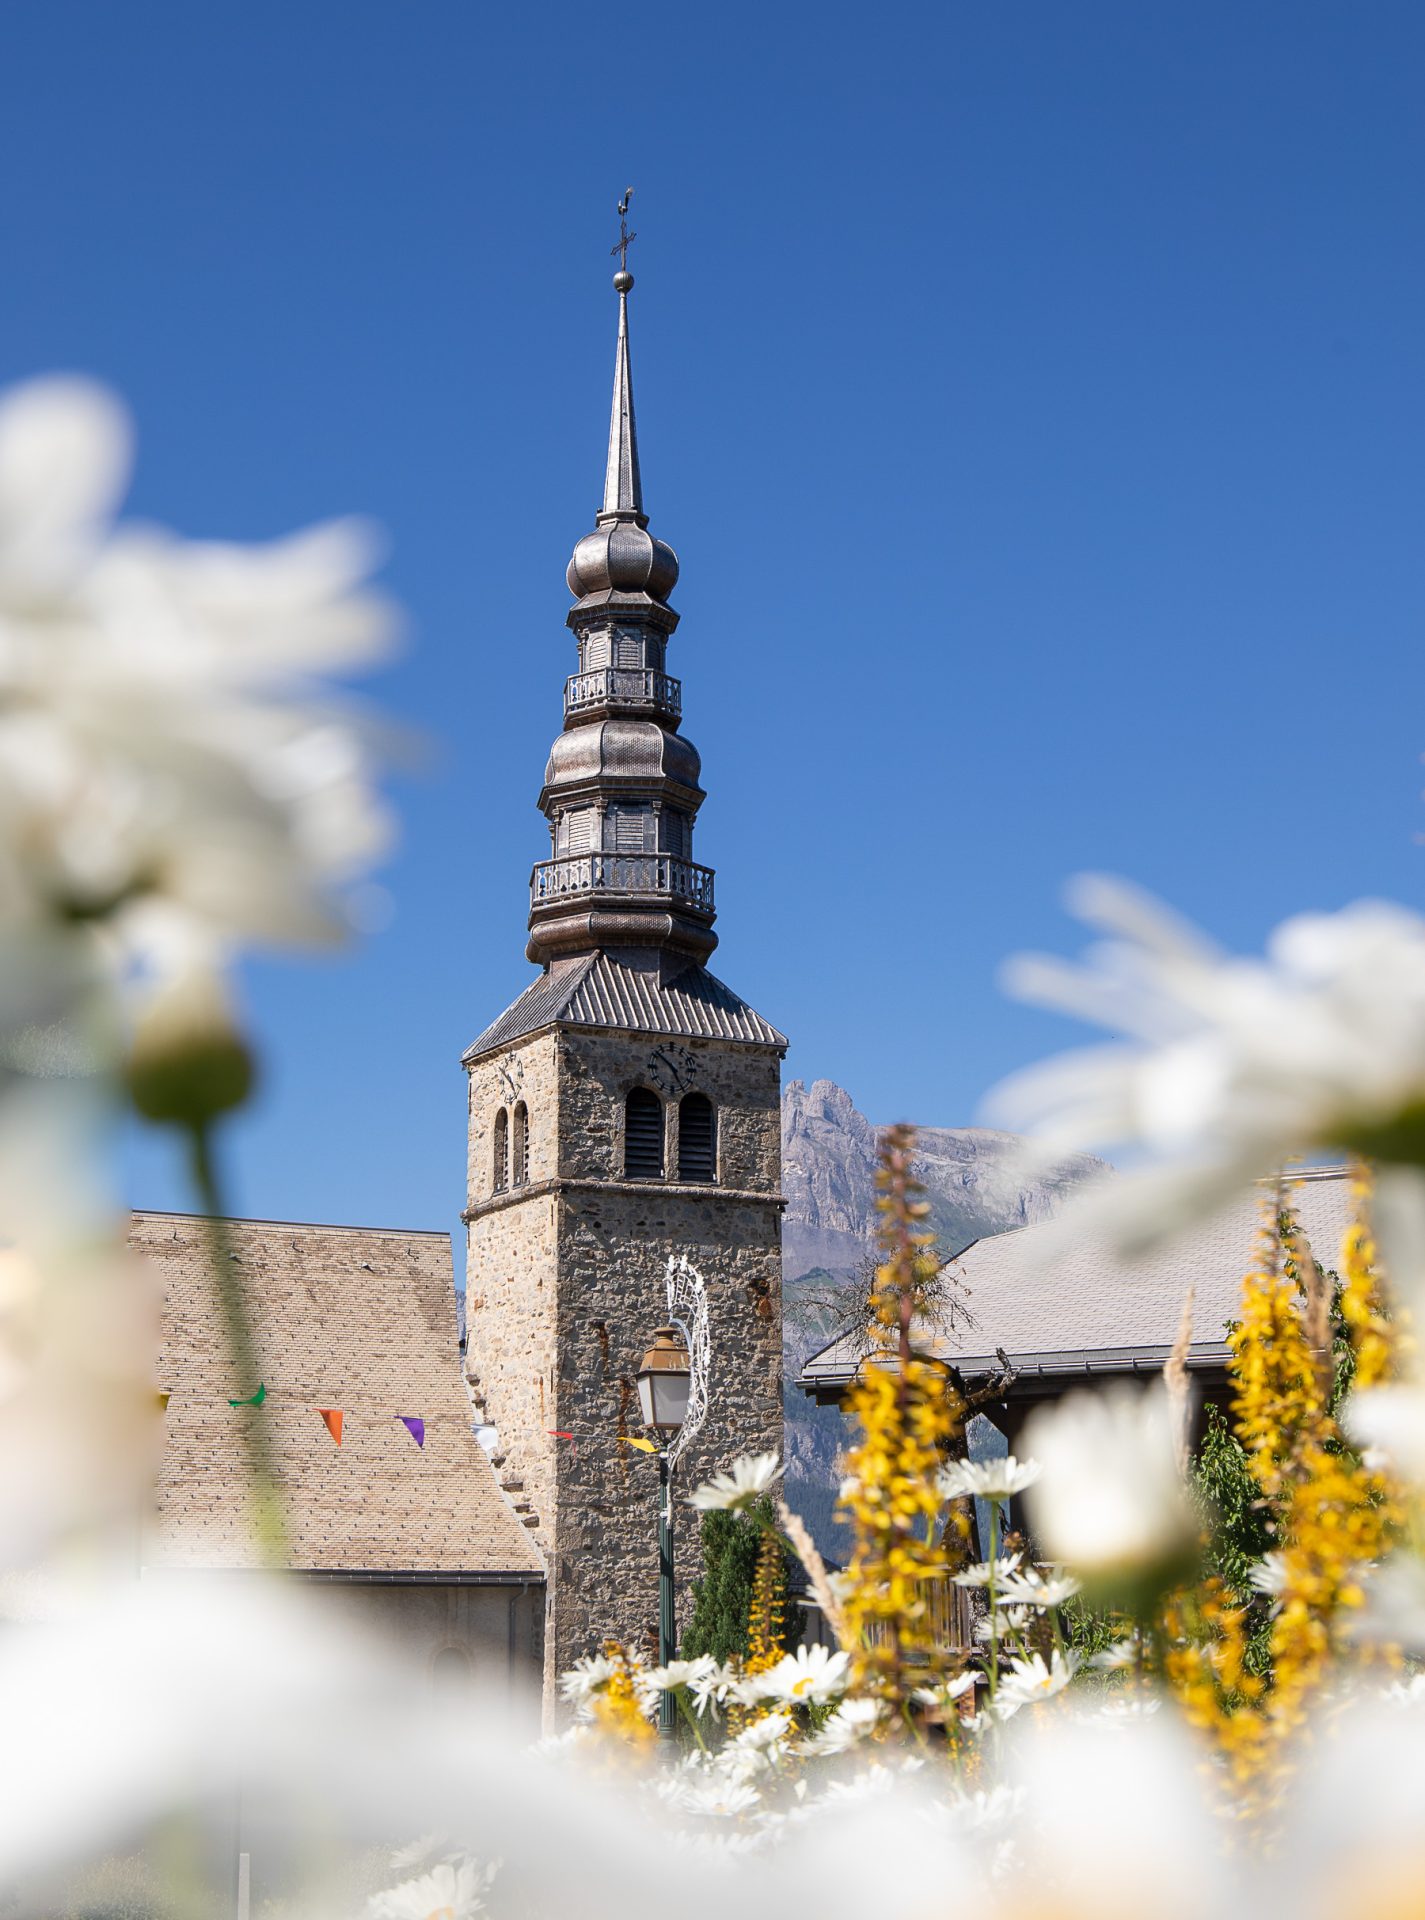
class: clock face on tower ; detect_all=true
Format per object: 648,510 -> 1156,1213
497,1054 -> 524,1105
646,1043 -> 698,1095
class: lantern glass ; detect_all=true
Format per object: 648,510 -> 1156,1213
637,1329 -> 692,1433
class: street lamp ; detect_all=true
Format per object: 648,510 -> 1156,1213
637,1326 -> 691,1432
637,1325 -> 691,1737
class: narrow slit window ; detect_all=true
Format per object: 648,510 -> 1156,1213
624,1088 -> 665,1180
493,1108 -> 509,1194
512,1102 -> 529,1187
678,1092 -> 716,1183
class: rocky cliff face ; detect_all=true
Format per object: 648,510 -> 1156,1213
782,1077 -> 1105,1292
779,1078 -> 1107,1555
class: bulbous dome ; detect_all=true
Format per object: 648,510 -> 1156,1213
543,717 -> 702,794
566,519 -> 679,603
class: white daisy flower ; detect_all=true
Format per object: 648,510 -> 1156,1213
975,1605 -> 1033,1642
913,1671 -> 978,1711
369,1856 -> 498,1920
0,377 -> 397,981
1022,1383 -> 1196,1587
686,1659 -> 739,1719
744,1644 -> 849,1706
1092,1638 -> 1141,1671
952,1551 -> 1023,1589
1248,1551 -> 1291,1597
558,1652 -> 616,1715
986,875 -> 1425,1254
645,1656 -> 717,1692
995,1650 -> 1079,1714
797,1696 -> 885,1755
997,1565 -> 1083,1609
729,1709 -> 793,1752
938,1456 -> 1042,1501
689,1452 -> 783,1513
673,1778 -> 762,1818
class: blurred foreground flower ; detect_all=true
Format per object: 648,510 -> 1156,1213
1022,1381 -> 1197,1602
987,876 -> 1425,1249
0,374 -> 397,1002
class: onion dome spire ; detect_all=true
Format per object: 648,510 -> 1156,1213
529,198 -> 713,972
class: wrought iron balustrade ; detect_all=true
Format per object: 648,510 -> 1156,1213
563,667 -> 681,718
531,851 -> 715,913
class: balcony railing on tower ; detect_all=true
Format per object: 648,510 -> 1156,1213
563,666 -> 682,719
531,852 -> 715,913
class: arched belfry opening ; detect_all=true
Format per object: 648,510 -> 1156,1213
678,1092 -> 715,1183
624,1088 -> 664,1180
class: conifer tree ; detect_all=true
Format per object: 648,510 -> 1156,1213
681,1496 -> 804,1663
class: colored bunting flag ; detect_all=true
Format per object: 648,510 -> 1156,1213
229,1384 -> 266,1408
398,1415 -> 425,1448
318,1408 -> 343,1445
155,1391 -> 171,1412
621,1435 -> 659,1454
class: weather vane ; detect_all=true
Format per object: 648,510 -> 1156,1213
611,187 -> 637,276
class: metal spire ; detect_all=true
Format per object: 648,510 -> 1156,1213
601,188 -> 643,522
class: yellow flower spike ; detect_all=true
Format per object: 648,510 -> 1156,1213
1166,1193 -> 1403,1827
838,1127 -> 963,1707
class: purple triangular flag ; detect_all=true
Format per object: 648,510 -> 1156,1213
398,1415 -> 425,1448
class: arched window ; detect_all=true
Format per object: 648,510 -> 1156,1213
512,1102 -> 529,1187
624,1088 -> 665,1181
493,1107 -> 509,1194
678,1092 -> 716,1183
431,1645 -> 473,1704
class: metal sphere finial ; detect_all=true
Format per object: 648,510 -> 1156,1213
611,188 -> 637,290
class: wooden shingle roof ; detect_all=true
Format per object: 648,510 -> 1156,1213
140,1212 -> 543,1577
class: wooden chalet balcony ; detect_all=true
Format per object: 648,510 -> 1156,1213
531,852 -> 715,913
563,666 -> 681,719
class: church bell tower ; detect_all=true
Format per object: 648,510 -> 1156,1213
462,229 -> 786,1711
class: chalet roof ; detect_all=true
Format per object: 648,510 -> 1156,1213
464,951 -> 787,1060
139,1211 -> 543,1578
799,1166 -> 1356,1398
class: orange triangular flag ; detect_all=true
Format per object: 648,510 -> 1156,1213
318,1408 -> 343,1445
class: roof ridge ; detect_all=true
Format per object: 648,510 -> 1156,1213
132,1209 -> 451,1239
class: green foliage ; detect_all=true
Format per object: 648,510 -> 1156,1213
682,1496 -> 805,1663
1192,1401 -> 1276,1675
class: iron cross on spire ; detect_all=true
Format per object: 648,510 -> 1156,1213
611,188 -> 637,273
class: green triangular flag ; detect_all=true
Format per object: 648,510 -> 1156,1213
229,1383 -> 266,1408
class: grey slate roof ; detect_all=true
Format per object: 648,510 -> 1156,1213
800,1167 -> 1356,1394
463,952 -> 787,1060
139,1211 -> 544,1577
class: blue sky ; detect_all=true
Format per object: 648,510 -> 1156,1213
2,3 -> 1421,1233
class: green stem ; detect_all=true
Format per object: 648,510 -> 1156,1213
985,1498 -> 1000,1703
186,1120 -> 287,1566
674,1685 -> 708,1753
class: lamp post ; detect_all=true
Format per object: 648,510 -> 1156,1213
636,1326 -> 691,1738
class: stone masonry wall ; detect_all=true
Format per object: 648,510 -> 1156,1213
547,1029 -> 784,1694
465,1032 -> 562,1598
466,1020 -> 785,1716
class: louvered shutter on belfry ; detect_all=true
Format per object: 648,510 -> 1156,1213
678,1093 -> 716,1183
624,1089 -> 664,1179
612,806 -> 653,853
563,808 -> 596,854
